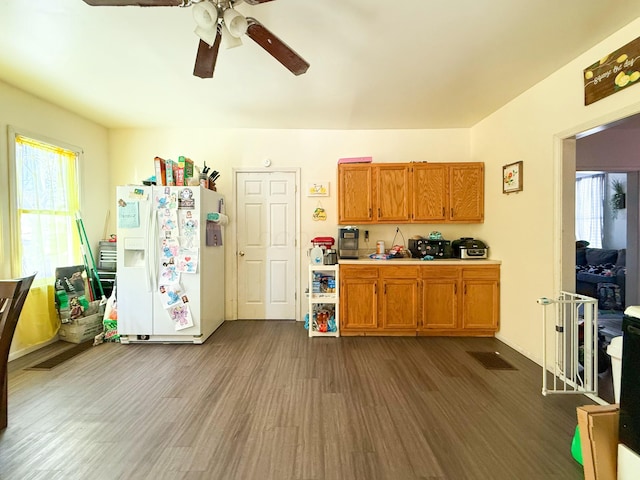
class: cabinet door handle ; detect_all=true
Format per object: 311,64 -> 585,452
464,285 -> 467,295
378,208 -> 381,217
442,207 -> 445,217
451,208 -> 454,218
454,284 -> 457,294
384,284 -> 387,294
369,208 -> 372,218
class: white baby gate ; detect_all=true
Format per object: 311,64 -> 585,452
538,292 -> 599,396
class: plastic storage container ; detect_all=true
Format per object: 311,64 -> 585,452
310,246 -> 323,265
98,241 -> 117,271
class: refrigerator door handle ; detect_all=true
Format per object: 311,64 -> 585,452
145,204 -> 154,293
149,206 -> 159,292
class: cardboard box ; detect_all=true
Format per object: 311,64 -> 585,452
154,156 -> 166,186
59,313 -> 103,344
165,159 -> 175,186
577,404 -> 619,480
183,157 -> 194,180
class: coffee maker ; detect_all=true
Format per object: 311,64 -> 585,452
338,227 -> 359,259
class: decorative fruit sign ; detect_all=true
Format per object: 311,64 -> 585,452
584,36 -> 640,105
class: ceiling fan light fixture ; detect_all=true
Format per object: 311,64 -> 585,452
221,23 -> 243,49
82,0 -> 309,78
193,1 -> 219,45
223,8 -> 248,38
194,25 -> 219,46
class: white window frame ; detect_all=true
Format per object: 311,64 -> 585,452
7,126 -> 84,280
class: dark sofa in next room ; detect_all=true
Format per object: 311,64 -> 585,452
576,247 -> 626,309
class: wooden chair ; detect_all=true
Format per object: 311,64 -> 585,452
0,273 -> 36,430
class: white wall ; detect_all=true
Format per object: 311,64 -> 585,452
108,128 -> 473,320
471,17 -> 640,361
0,80 -> 110,280
577,126 -> 640,170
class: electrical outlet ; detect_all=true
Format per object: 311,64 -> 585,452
364,230 -> 369,241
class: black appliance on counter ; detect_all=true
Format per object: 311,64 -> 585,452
338,227 -> 359,259
620,310 -> 640,455
408,238 -> 451,258
451,237 -> 489,259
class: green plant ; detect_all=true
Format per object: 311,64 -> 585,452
610,179 -> 626,218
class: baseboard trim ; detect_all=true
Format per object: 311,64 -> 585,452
495,333 -> 542,367
8,335 -> 59,362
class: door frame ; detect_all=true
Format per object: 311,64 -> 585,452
554,103 -> 640,403
232,167 -> 301,321
555,103 -> 640,298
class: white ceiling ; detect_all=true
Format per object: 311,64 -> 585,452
1,0 -> 639,130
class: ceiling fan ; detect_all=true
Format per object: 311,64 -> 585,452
81,0 -> 310,78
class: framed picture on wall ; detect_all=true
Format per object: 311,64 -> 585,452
503,161 -> 523,194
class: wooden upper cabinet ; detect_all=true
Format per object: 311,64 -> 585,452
412,164 -> 447,222
448,163 -> 484,223
338,164 -> 374,224
375,164 -> 411,223
338,162 -> 484,225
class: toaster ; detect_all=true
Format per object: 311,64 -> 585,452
451,237 -> 489,259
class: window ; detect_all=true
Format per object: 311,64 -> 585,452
575,172 -> 604,249
9,131 -> 82,281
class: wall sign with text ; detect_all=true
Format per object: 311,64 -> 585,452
584,36 -> 640,106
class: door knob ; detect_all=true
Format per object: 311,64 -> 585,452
239,251 -> 245,256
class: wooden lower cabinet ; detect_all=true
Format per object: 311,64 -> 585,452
460,267 -> 500,331
340,263 -> 499,336
419,265 -> 499,336
340,266 -> 378,332
340,265 -> 419,335
421,267 -> 458,330
380,267 -> 420,332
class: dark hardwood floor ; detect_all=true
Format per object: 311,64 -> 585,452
2,321 -> 592,479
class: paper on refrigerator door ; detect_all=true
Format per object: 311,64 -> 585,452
158,208 -> 179,239
158,283 -> 183,309
118,201 -> 140,228
160,258 -> 179,284
155,188 -> 178,210
175,248 -> 198,274
160,237 -> 179,260
168,300 -> 194,330
178,209 -> 199,248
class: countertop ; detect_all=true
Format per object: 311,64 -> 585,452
338,257 -> 501,266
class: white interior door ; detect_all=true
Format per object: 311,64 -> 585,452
236,171 -> 297,319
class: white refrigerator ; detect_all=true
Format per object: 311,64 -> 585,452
116,185 -> 225,344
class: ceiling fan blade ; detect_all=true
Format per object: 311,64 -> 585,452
245,17 -> 309,76
82,0 -> 183,6
193,32 -> 222,78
